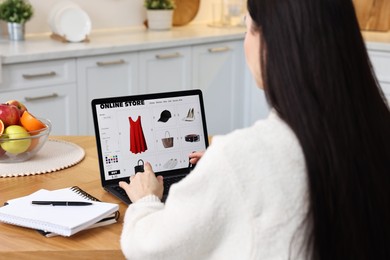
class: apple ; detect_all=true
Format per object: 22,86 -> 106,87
0,146 -> 5,157
1,125 -> 31,154
0,104 -> 20,127
6,100 -> 27,117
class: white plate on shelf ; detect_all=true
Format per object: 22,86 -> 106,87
48,1 -> 79,34
54,6 -> 91,42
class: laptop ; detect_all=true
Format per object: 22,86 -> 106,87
91,89 -> 209,204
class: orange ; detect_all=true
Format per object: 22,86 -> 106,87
27,137 -> 40,152
0,119 -> 4,136
0,120 -> 5,156
20,111 -> 46,132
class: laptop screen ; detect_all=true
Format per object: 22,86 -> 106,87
91,90 -> 209,186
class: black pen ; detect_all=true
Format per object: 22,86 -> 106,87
31,201 -> 93,206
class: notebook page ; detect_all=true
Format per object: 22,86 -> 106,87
0,188 -> 119,236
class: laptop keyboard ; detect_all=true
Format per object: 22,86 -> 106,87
111,175 -> 186,204
163,175 -> 185,193
111,185 -> 132,204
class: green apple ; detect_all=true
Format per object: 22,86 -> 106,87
1,125 -> 31,154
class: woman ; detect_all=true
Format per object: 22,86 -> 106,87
120,0 -> 390,259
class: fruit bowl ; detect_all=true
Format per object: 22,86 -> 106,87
0,118 -> 52,163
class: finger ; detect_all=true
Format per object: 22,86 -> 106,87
190,157 -> 200,164
144,161 -> 153,172
119,181 -> 128,189
188,152 -> 198,158
190,151 -> 204,159
156,175 -> 164,183
130,175 -> 135,181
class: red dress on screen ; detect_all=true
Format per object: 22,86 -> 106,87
129,116 -> 147,154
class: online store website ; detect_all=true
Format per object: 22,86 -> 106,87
95,95 -> 207,181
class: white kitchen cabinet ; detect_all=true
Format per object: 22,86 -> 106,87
77,53 -> 138,135
192,40 -> 246,135
243,49 -> 390,128
368,50 -> 390,102
0,85 -> 78,135
379,82 -> 390,103
0,59 -> 76,91
138,46 -> 191,94
244,69 -> 270,126
0,59 -> 78,135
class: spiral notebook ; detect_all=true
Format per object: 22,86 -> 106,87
36,186 -> 120,237
0,187 -> 119,237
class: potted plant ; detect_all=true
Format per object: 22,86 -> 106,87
145,0 -> 175,30
0,0 -> 33,41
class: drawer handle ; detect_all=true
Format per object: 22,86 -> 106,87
96,59 -> 125,66
22,71 -> 57,79
24,93 -> 59,101
155,52 -> 181,59
208,47 -> 230,53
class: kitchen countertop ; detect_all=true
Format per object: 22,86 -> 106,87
0,23 -> 388,65
0,24 -> 247,64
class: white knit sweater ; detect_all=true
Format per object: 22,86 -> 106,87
121,111 -> 308,259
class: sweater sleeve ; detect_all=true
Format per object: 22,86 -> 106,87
120,138 -> 249,260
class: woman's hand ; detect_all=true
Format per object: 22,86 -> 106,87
189,151 -> 205,165
119,162 -> 164,203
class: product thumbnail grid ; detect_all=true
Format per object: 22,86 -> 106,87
95,95 -> 207,180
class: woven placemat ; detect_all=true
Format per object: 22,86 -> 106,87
0,139 -> 85,178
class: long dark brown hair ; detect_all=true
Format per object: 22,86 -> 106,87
247,0 -> 390,259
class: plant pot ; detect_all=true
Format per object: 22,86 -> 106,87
7,22 -> 25,41
147,10 -> 173,30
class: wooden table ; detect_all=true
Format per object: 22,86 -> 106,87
0,136 -> 127,260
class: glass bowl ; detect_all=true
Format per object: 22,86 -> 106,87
0,118 -> 52,163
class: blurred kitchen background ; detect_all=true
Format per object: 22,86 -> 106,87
0,0 -> 225,35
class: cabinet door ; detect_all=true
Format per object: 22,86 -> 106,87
379,82 -> 390,103
192,41 -> 245,135
0,84 -> 78,135
244,69 -> 270,126
77,53 -> 138,135
138,46 -> 191,94
368,50 -> 390,103
0,59 -> 76,91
